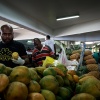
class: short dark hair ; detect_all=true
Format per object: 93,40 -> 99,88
33,38 -> 41,42
1,24 -> 13,33
46,35 -> 50,39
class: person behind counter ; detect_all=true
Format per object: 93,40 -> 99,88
0,24 -> 29,68
32,38 -> 55,67
45,35 -> 56,56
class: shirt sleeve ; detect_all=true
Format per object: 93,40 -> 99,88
51,39 -> 55,44
18,43 -> 27,56
46,45 -> 54,56
32,49 -> 37,62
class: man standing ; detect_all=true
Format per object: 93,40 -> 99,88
32,38 -> 55,67
45,35 -> 56,56
0,24 -> 29,68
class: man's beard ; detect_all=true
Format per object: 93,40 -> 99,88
2,38 -> 13,44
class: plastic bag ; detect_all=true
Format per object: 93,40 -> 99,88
42,56 -> 55,67
58,44 -> 68,66
69,59 -> 79,66
58,44 -> 79,67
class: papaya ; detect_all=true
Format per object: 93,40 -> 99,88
78,76 -> 100,98
4,81 -> 28,100
79,76 -> 94,84
52,67 -> 65,77
75,83 -> 81,94
56,96 -> 63,100
66,86 -> 74,96
39,75 -> 59,93
41,89 -> 56,100
67,70 -> 76,76
56,75 -> 64,86
55,64 -> 67,75
29,68 -> 40,82
58,87 -> 71,100
27,93 -> 45,100
0,63 -> 6,74
3,67 -> 12,76
28,80 -> 41,93
63,77 -> 70,86
71,93 -> 96,100
73,75 -> 79,83
9,66 -> 31,85
66,73 -> 74,82
43,67 -> 57,76
0,74 -> 9,92
35,66 -> 46,75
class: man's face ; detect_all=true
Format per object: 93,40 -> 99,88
33,39 -> 41,50
1,27 -> 14,44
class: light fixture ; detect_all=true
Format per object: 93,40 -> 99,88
85,42 -> 93,44
75,41 -> 80,45
13,28 -> 24,30
27,40 -> 33,44
56,15 -> 79,21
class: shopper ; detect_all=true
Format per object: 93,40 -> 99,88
0,24 -> 29,68
93,48 -> 100,64
98,48 -> 100,64
32,38 -> 55,67
45,35 -> 56,56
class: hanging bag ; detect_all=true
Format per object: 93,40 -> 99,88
58,44 -> 68,66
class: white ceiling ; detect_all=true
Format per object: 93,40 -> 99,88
0,0 -> 100,41
0,20 -> 45,40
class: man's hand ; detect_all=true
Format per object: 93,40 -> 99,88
12,56 -> 25,65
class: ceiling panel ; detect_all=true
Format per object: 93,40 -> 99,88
0,0 -> 100,40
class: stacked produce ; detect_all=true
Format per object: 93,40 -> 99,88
84,50 -> 96,65
69,49 -> 81,61
75,75 -> 100,100
83,50 -> 99,72
72,49 -> 82,54
75,50 -> 100,81
0,61 -> 100,100
86,64 -> 99,71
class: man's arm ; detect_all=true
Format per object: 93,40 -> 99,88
31,50 -> 39,67
21,55 -> 30,64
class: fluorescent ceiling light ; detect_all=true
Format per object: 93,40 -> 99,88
75,41 -> 80,45
85,42 -> 93,44
56,15 -> 79,21
13,28 -> 24,30
27,40 -> 32,43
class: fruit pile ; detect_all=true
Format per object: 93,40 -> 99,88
0,62 -> 100,100
84,50 -> 96,65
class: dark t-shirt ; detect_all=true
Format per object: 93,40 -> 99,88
0,40 -> 27,68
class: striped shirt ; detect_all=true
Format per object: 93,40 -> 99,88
32,45 -> 54,66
